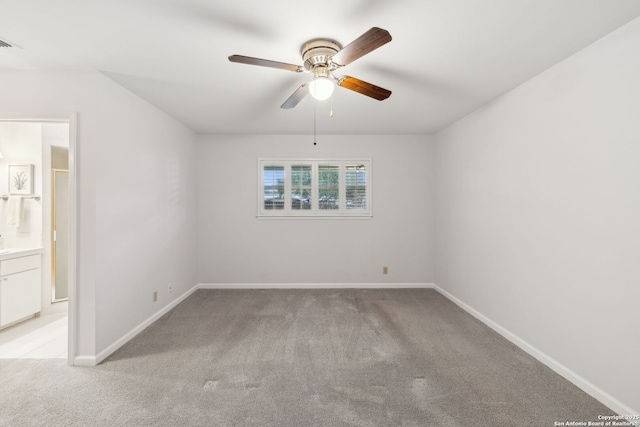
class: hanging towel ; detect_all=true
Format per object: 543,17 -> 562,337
6,196 -> 23,227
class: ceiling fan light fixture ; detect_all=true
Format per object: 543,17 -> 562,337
309,76 -> 334,101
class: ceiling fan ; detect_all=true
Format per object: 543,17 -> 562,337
228,27 -> 392,109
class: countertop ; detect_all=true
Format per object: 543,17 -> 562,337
0,247 -> 45,261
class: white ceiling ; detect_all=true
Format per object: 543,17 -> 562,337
1,0 -> 640,135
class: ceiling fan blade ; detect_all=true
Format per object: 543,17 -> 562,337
331,27 -> 392,66
281,84 -> 309,109
228,55 -> 304,72
337,76 -> 391,100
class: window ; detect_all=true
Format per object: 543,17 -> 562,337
262,165 -> 285,210
258,159 -> 372,218
346,164 -> 369,211
291,164 -> 312,210
318,164 -> 339,210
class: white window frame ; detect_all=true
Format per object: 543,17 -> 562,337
258,158 -> 372,219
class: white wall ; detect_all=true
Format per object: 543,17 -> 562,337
94,75 -> 198,354
0,71 -> 199,362
435,17 -> 640,413
197,134 -> 434,285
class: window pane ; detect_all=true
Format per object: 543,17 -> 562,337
346,164 -> 367,210
291,164 -> 311,210
263,165 -> 284,210
318,165 -> 339,210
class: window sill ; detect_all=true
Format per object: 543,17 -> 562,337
257,214 -> 373,220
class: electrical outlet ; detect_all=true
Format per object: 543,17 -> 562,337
383,266 -> 388,275
168,283 -> 173,294
153,291 -> 158,302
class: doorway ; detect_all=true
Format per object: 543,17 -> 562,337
0,116 -> 77,364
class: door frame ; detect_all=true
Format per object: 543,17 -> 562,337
0,113 -> 78,366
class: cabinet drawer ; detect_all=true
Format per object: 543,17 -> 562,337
0,268 -> 42,326
0,254 -> 41,276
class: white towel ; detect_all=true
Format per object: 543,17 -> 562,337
6,196 -> 23,227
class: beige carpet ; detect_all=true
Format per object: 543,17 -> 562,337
0,289 -> 613,426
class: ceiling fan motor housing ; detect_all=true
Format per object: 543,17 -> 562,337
301,39 -> 342,72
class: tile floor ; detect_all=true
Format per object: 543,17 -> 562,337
0,301 -> 67,359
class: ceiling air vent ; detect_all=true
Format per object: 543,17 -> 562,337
0,37 -> 19,48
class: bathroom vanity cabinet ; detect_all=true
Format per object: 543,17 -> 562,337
0,249 -> 43,329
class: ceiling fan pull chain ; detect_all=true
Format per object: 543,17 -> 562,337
313,100 -> 317,146
330,94 -> 334,117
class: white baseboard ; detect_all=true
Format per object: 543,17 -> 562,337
73,355 -> 96,367
91,284 -> 200,366
432,284 -> 638,417
197,283 -> 435,289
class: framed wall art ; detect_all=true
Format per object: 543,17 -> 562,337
9,164 -> 34,195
